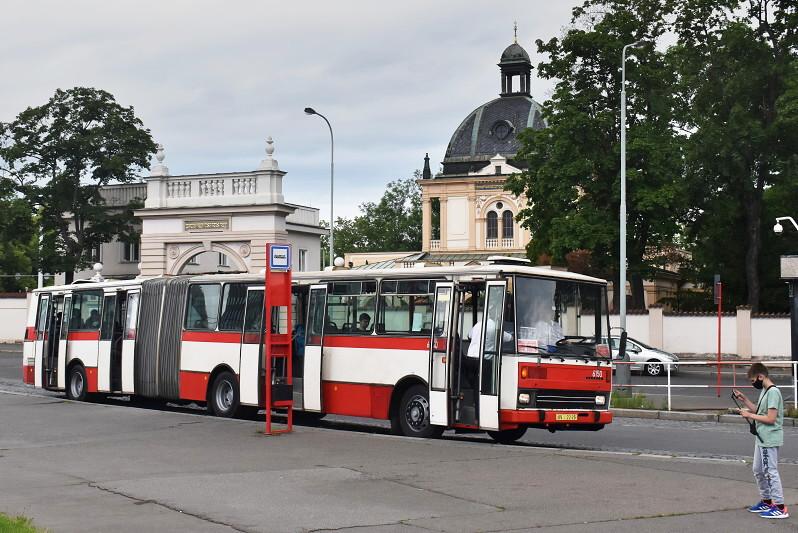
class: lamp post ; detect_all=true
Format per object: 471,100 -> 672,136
304,107 -> 334,267
617,39 -> 647,388
774,216 -> 798,368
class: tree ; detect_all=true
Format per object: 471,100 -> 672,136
506,0 -> 687,310
322,175 -> 422,260
0,178 -> 36,291
670,0 -> 798,311
0,87 -> 156,281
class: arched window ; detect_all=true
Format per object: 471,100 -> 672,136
502,210 -> 514,239
486,211 -> 498,240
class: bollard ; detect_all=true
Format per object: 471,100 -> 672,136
667,362 -> 672,411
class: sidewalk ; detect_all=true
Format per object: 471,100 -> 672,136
614,407 -> 798,425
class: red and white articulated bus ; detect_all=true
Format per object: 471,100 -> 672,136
21,260 -> 613,443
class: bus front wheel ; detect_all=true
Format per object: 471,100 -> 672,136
487,427 -> 527,444
395,384 -> 444,439
208,371 -> 240,418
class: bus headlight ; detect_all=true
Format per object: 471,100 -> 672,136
595,395 -> 606,406
518,393 -> 531,405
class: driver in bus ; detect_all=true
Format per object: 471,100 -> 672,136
85,309 -> 101,329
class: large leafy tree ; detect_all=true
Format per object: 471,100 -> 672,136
0,178 -> 37,291
0,87 -> 156,281
671,0 -> 798,311
506,0 -> 687,309
322,175 -> 422,261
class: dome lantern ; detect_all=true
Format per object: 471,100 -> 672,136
498,24 -> 532,97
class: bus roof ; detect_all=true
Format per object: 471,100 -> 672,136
32,264 -> 606,294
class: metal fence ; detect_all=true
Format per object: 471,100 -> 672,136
612,360 -> 797,411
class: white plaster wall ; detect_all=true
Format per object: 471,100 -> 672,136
0,295 -> 31,343
606,314 -> 650,344
288,232 -> 322,271
142,218 -> 183,234
752,318 -> 791,358
445,196 -> 469,249
663,315 -> 737,354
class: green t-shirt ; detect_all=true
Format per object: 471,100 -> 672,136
755,386 -> 784,448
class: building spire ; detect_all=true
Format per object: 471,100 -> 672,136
513,21 -> 517,44
422,153 -> 432,180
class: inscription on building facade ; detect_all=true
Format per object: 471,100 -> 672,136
184,220 -> 229,232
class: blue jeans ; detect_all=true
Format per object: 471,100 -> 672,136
753,444 -> 784,505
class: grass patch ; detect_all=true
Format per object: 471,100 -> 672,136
0,513 -> 44,533
786,406 -> 798,418
611,392 -> 656,410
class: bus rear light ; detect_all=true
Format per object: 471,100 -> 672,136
24,327 -> 36,341
596,344 -> 610,358
518,393 -> 531,405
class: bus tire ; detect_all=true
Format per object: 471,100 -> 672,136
66,364 -> 88,402
396,384 -> 444,438
208,371 -> 240,418
487,427 -> 527,444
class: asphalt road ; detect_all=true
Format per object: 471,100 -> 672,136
2,345 -> 796,463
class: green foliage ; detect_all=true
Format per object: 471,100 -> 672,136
0,513 -> 45,533
611,392 -> 656,410
506,0 -> 686,309
672,0 -> 798,311
0,178 -> 36,291
322,175 -> 422,260
0,87 -> 156,279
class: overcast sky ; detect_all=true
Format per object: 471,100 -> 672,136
2,1 -> 576,219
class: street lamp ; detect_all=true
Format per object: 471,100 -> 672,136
774,216 -> 798,235
305,107 -> 334,267
618,39 -> 648,387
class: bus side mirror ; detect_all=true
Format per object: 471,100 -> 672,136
618,331 -> 628,360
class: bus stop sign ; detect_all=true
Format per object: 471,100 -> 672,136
269,245 -> 291,271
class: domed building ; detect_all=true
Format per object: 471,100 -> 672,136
411,38 -> 546,265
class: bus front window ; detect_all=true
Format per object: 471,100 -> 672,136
515,277 -> 607,358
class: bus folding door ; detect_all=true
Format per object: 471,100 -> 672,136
239,288 -> 264,406
56,296 -> 71,390
33,294 -> 51,389
302,284 -> 327,412
478,281 -> 506,431
428,282 -> 454,426
97,293 -> 117,392
121,291 -> 139,393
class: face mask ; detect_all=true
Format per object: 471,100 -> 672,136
752,378 -> 764,390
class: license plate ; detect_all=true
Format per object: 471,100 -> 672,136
555,414 -> 578,421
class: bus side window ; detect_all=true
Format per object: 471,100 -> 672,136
185,284 -> 221,331
325,281 -> 376,335
219,283 -> 248,331
377,279 -> 435,336
244,291 -> 264,333
70,291 -> 103,331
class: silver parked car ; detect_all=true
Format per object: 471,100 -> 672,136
605,336 -> 679,377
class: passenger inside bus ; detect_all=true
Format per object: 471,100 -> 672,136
85,309 -> 101,329
357,313 -> 371,332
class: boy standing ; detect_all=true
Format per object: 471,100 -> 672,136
732,362 -> 788,519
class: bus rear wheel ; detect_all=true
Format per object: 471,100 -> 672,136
66,364 -> 88,402
487,427 -> 527,444
395,384 -> 444,439
208,371 -> 240,418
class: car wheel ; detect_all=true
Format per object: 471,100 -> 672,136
66,364 -> 88,401
645,360 -> 663,377
396,384 -> 444,438
208,371 -> 240,418
487,427 -> 527,444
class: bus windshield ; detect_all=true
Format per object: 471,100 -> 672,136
514,276 -> 608,358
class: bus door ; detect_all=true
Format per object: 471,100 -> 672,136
54,295 -> 70,389
478,281 -> 506,431
33,294 -> 51,388
239,287 -> 264,406
302,284 -> 327,412
98,292 -> 126,392
428,282 -> 454,426
121,291 -> 140,393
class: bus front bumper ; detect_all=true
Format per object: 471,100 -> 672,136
499,409 -> 613,430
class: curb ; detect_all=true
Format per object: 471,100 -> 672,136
613,408 -> 797,426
